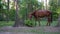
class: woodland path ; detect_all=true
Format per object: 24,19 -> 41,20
0,26 -> 60,34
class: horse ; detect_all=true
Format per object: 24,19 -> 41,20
28,10 -> 52,26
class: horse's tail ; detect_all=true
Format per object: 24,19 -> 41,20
51,12 -> 52,22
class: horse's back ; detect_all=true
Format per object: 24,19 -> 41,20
34,10 -> 52,17
38,10 -> 51,13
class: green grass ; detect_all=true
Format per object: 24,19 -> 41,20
0,21 -> 14,27
0,21 -> 60,34
0,21 -> 58,27
40,21 -> 58,26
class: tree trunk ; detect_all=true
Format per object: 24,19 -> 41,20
46,0 -> 47,10
6,0 -> 10,22
13,0 -> 24,27
26,0 -> 33,19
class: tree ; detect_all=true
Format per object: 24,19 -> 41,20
13,0 -> 24,27
6,0 -> 10,22
0,0 -> 7,21
46,0 -> 47,10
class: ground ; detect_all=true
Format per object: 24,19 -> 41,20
0,21 -> 60,34
0,26 -> 60,34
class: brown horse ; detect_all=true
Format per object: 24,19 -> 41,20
28,10 -> 52,26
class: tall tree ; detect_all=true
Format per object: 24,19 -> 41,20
46,0 -> 47,10
6,0 -> 10,22
25,0 -> 33,19
13,0 -> 24,27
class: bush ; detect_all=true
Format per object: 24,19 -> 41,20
25,19 -> 35,27
52,12 -> 59,20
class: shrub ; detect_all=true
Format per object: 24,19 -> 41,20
25,19 -> 35,27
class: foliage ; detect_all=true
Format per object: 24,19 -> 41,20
9,9 -> 15,21
49,0 -> 60,20
0,0 -> 44,21
0,21 -> 14,27
0,0 -> 60,26
25,19 -> 35,27
56,7 -> 60,14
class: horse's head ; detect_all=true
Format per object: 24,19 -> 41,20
28,11 -> 35,20
28,13 -> 33,19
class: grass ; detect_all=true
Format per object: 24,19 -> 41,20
0,21 -> 60,34
0,20 -> 58,27
40,20 -> 58,26
0,21 -> 14,27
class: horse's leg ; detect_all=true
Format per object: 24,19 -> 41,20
34,17 -> 37,26
35,19 -> 37,26
36,17 -> 40,26
47,17 -> 51,26
38,18 -> 40,26
46,18 -> 48,26
35,17 -> 40,26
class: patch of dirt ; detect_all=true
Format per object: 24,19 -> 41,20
0,26 -> 60,34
